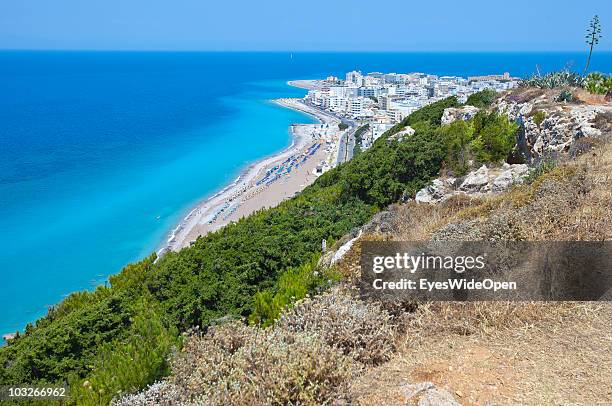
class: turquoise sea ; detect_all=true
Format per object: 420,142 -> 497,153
1,51 -> 611,335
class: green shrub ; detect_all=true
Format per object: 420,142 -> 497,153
437,111 -> 518,173
532,110 -> 546,127
465,89 -> 497,108
439,119 -> 475,175
249,256 -> 339,327
469,112 -> 518,163
585,72 -> 612,94
338,123 -> 349,130
69,301 -> 180,405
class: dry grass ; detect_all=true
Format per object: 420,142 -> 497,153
349,303 -> 611,406
390,143 -> 611,243
573,87 -> 609,105
336,142 -> 612,404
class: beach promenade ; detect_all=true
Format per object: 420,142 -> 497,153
159,94 -> 344,254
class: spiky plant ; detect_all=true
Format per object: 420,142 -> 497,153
520,70 -> 586,89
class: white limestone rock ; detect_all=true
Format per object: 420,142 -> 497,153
492,164 -> 529,192
402,381 -> 462,406
441,106 -> 479,125
459,165 -> 489,192
415,178 -> 456,204
387,126 -> 415,143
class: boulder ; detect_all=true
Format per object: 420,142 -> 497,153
441,106 -> 479,125
459,165 -> 489,192
491,164 -> 529,192
415,178 -> 456,204
402,381 -> 462,406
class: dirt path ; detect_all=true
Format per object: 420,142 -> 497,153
349,303 -> 611,405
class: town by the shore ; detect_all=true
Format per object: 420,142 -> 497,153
158,86 -> 344,254
159,68 -> 519,254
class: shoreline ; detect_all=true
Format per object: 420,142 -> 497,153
157,88 -> 341,255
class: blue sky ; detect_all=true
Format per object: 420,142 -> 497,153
1,0 -> 610,51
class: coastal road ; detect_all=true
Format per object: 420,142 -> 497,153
337,132 -> 348,166
345,128 -> 356,161
301,100 -> 357,166
336,126 -> 357,165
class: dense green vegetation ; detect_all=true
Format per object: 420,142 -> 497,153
465,88 -> 497,108
352,124 -> 370,156
440,111 -> 517,175
0,92 -> 512,404
248,256 -> 340,328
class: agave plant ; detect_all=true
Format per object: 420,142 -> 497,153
520,70 -> 586,89
555,90 -> 574,103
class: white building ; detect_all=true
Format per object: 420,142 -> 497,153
345,70 -> 363,86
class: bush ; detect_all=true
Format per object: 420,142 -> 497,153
112,381 -> 183,406
278,288 -> 396,365
169,322 -> 359,405
437,111 -> 518,173
469,112 -> 518,163
532,110 -> 546,127
465,89 -> 497,108
249,256 -> 339,327
70,301 -> 180,405
439,120 -> 475,175
585,72 -> 612,95
555,90 -> 574,102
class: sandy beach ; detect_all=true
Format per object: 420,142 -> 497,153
158,96 -> 343,254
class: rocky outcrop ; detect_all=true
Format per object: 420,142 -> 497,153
319,208 -> 398,267
459,165 -> 490,192
494,93 -> 611,162
415,178 -> 456,203
387,126 -> 415,143
441,106 -> 479,125
415,163 -> 529,204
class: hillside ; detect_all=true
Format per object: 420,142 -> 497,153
2,77 -> 611,405
0,96 -> 462,403
116,83 -> 610,405
119,121 -> 611,406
